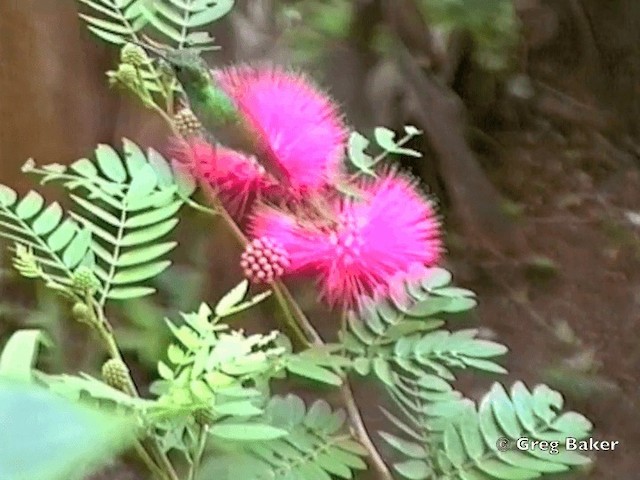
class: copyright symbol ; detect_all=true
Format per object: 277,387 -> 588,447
496,437 -> 510,452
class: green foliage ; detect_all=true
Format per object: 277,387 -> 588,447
344,267 -> 504,384
15,139 -> 194,304
0,381 -> 136,480
348,126 -> 422,177
0,186 -> 93,293
383,380 -> 593,479
419,0 -> 519,70
201,394 -> 368,480
77,0 -> 233,48
0,329 -> 50,382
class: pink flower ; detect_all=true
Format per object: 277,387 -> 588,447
250,171 -> 443,307
175,139 -> 276,213
214,66 -> 347,196
249,205 -> 328,274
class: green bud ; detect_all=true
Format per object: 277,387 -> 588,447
102,358 -> 130,392
72,266 -> 99,294
71,302 -> 92,322
194,408 -> 215,426
174,108 -> 203,138
115,63 -> 139,90
120,43 -> 147,67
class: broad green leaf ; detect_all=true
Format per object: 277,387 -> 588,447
374,127 -> 421,157
373,357 -> 394,387
147,148 -> 173,187
16,191 -> 44,220
111,260 -> 172,284
348,132 -> 375,176
62,229 -> 92,269
209,423 -> 288,441
126,163 -> 158,199
0,330 -> 49,382
214,280 -> 249,317
86,26 -> 126,44
187,0 -> 234,26
120,218 -> 178,246
107,286 -> 156,300
125,200 -> 182,227
122,139 -> 147,174
95,144 -> 126,182
71,195 -> 121,226
286,358 -> 342,386
117,242 -> 177,266
171,159 -> 197,198
213,401 -> 263,417
394,459 -> 431,480
379,432 -> 426,458
32,202 -> 63,235
47,219 -> 78,252
443,425 -> 466,467
0,381 -> 135,480
70,158 -> 98,177
0,185 -> 17,206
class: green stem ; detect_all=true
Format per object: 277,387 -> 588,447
188,426 -> 209,480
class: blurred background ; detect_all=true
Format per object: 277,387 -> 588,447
1,1 -> 639,478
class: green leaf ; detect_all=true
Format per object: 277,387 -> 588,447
95,144 -> 127,182
348,132 -> 376,176
209,423 -> 288,441
213,400 -> 263,417
71,195 -> 121,226
62,228 -> 92,269
116,242 -> 177,266
187,0 -> 235,26
286,358 -> 342,386
120,219 -> 178,246
0,185 -> 17,206
171,159 -> 197,198
70,158 -> 98,177
111,260 -> 172,284
394,459 -> 431,480
126,163 -> 158,200
125,200 -> 182,228
214,280 -> 249,317
16,191 -> 44,219
47,219 -> 78,252
122,139 -> 147,174
0,381 -> 135,480
107,286 -> 156,300
0,330 -> 49,382
374,127 -> 421,157
32,202 -> 63,235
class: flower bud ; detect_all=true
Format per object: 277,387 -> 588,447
120,43 -> 147,67
72,266 -> 99,294
174,108 -> 203,138
102,358 -> 130,392
240,237 -> 290,284
71,302 -> 92,323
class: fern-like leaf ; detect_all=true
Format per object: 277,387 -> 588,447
0,186 -> 93,289
383,381 -> 593,480
345,268 -> 498,385
25,139 -> 195,304
205,394 -> 368,480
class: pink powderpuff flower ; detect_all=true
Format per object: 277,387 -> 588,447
249,205 -> 328,274
175,138 -> 277,214
250,171 -> 443,308
214,66 -> 347,196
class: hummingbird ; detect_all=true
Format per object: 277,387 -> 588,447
138,40 -> 346,228
137,40 -> 290,184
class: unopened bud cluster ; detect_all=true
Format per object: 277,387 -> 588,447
174,108 -> 203,138
120,43 -> 147,67
102,358 -> 130,392
72,266 -> 99,294
240,237 -> 290,284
